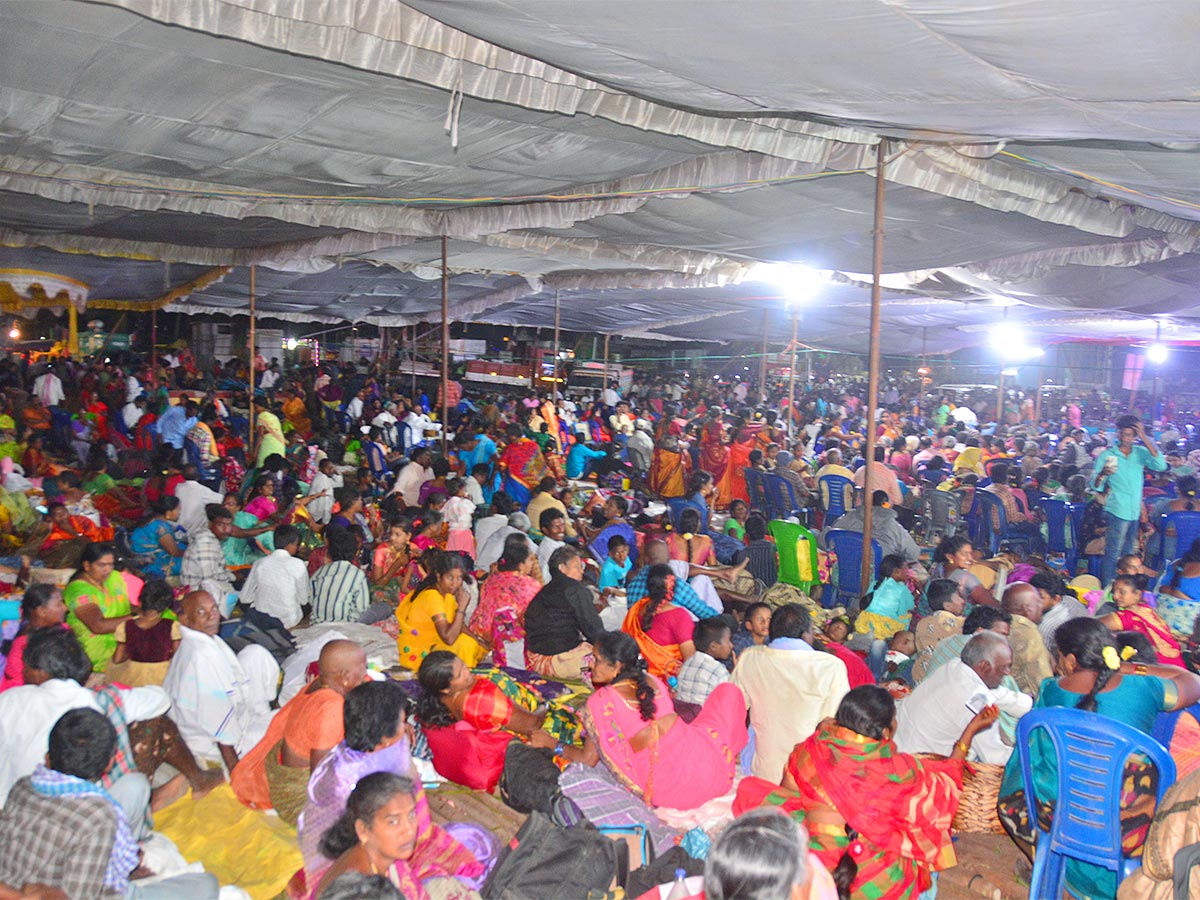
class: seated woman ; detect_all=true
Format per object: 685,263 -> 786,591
299,680 -> 490,892
854,554 -> 916,642
130,495 -> 188,579
702,808 -> 837,900
63,541 -> 133,672
221,492 -> 277,567
394,551 -> 487,670
920,535 -> 993,615
0,584 -> 67,691
371,517 -> 414,607
416,650 -> 574,744
39,501 -> 111,568
233,640 -> 364,826
570,631 -> 747,810
735,685 -> 996,900
469,534 -> 541,667
313,773 -> 467,900
1099,573 -> 1184,666
998,618 -> 1200,900
622,563 -> 695,680
1157,538 -> 1200,638
666,508 -> 718,566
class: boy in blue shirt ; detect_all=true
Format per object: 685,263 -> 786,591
598,534 -> 633,596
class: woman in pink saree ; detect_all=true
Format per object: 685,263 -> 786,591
579,631 -> 747,810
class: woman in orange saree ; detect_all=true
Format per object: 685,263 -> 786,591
621,565 -> 694,680
717,420 -> 754,509
648,436 -> 690,499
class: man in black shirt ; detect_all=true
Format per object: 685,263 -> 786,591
524,545 -> 606,681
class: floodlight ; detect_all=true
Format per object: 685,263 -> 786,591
1147,344 -> 1169,364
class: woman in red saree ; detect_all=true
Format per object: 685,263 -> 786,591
1101,574 -> 1185,666
622,564 -> 695,679
699,413 -> 730,502
734,685 -> 997,900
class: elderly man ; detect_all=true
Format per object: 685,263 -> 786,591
814,448 -> 855,511
1001,582 -> 1055,697
231,640 -> 364,824
175,464 -> 224,537
731,604 -> 850,780
181,503 -> 237,614
163,591 -> 280,772
893,631 -> 1031,765
523,545 -> 606,681
819,489 -> 920,565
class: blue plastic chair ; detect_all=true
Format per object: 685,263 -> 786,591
825,529 -> 881,609
1016,708 -> 1176,900
1039,498 -> 1077,575
743,467 -> 769,516
1153,510 -> 1200,571
973,491 -> 1035,557
818,474 -> 854,528
1066,501 -> 1104,578
761,472 -> 811,525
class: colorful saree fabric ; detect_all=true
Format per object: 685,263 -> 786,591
1117,606 -> 1185,667
469,571 -> 540,667
63,571 -> 132,672
583,676 -> 746,810
498,437 -> 548,491
648,447 -> 689,499
622,599 -> 683,680
734,721 -> 964,899
298,739 -> 490,893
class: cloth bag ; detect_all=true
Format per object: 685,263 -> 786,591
481,812 -> 628,900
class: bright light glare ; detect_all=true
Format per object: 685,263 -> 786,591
989,323 -> 1043,360
751,263 -> 824,303
1001,368 -> 1019,377
1147,344 -> 1169,364
286,337 -> 298,350
7,328 -> 18,340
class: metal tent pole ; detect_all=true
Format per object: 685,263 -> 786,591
440,236 -> 450,454
603,333 -> 611,390
248,265 -> 257,462
552,291 -> 561,399
859,140 -> 887,609
788,310 -> 798,442
759,309 -> 769,403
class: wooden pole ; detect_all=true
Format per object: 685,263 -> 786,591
759,309 -> 770,404
381,325 -> 388,396
1034,361 -> 1044,425
67,304 -> 79,358
552,291 -> 561,400
151,309 -> 158,360
248,265 -> 257,463
859,139 -> 887,609
440,235 -> 450,454
410,325 -> 417,400
788,310 -> 798,442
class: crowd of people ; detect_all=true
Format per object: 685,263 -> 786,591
0,344 -> 1197,899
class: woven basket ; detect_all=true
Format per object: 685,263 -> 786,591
916,754 -> 1006,834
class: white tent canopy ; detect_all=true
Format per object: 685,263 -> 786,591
1,0 -> 1199,354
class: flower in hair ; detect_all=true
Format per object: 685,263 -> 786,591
850,840 -> 865,858
664,574 -> 676,603
682,533 -> 695,541
1120,644 -> 1138,661
1102,646 -> 1121,671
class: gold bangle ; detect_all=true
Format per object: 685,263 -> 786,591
1133,663 -> 1149,676
955,740 -> 970,755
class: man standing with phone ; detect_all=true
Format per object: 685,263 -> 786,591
1092,414 -> 1166,584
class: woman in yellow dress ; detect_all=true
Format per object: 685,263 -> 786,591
281,388 -> 312,438
394,550 -> 488,670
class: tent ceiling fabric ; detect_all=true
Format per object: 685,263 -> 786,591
0,0 -> 1199,354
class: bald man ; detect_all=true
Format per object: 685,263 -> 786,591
1001,582 -> 1054,697
623,540 -> 746,620
231,640 -> 366,824
163,591 -> 281,772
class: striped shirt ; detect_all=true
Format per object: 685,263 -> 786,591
310,560 -> 371,624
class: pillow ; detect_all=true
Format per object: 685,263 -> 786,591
423,720 -> 513,792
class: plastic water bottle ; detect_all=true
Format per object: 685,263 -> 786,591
664,868 -> 690,900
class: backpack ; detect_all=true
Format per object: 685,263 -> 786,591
481,812 -> 628,900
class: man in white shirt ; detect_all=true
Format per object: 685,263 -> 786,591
176,465 -> 226,537
306,457 -> 341,525
372,402 -> 401,449
893,631 -> 1030,765
0,628 -> 168,810
33,366 -> 65,408
163,591 -> 280,770
345,387 -> 367,423
731,604 -> 850,780
122,395 -> 147,431
536,509 -> 568,582
240,525 -> 311,629
259,363 -> 280,394
392,448 -> 433,507
602,383 -> 620,408
608,401 -> 634,437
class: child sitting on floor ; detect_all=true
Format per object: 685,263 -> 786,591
885,629 -> 916,675
732,602 -> 772,657
598,534 -> 633,597
108,579 -> 180,687
674,616 -> 734,707
1099,572 -> 1184,666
